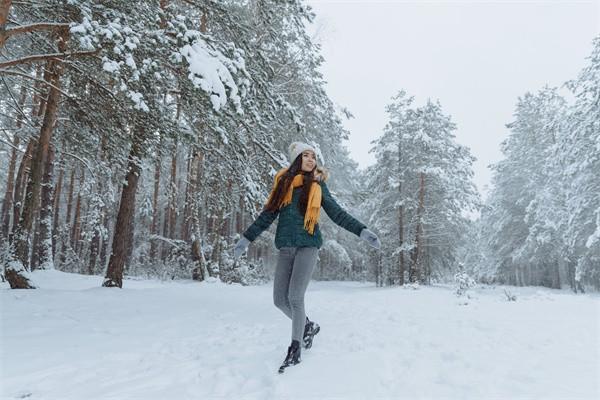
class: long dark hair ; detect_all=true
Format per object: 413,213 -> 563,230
264,154 -> 316,215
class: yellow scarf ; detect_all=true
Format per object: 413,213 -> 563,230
266,167 -> 322,235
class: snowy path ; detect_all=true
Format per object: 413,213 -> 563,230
2,270 -> 599,399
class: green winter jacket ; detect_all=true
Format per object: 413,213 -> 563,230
243,181 -> 366,249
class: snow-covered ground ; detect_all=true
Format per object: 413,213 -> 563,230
1,270 -> 599,400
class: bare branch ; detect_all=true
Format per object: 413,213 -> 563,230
0,68 -> 72,99
0,49 -> 99,68
0,130 -> 97,179
0,22 -> 70,48
0,74 -> 30,123
0,135 -> 25,152
60,149 -> 97,180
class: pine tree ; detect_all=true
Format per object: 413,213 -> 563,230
365,91 -> 480,286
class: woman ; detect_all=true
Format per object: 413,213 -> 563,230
233,141 -> 381,373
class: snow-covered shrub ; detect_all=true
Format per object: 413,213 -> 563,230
503,289 -> 517,301
454,269 -> 476,297
219,256 -> 269,286
59,246 -> 83,274
316,239 -> 353,280
403,282 -> 421,290
128,238 -> 198,280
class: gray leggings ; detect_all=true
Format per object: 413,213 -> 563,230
273,246 -> 319,342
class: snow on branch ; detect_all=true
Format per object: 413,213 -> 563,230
176,30 -> 249,114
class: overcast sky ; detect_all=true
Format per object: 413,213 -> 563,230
306,0 -> 600,199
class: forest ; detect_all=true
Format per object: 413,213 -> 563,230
1,0 -> 599,292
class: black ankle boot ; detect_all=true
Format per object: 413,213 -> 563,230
278,339 -> 301,373
303,318 -> 320,349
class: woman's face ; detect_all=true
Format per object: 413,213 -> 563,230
301,150 -> 317,172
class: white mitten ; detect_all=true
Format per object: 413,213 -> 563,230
360,228 -> 381,249
233,236 -> 251,259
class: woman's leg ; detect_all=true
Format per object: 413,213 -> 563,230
288,247 -> 318,342
273,247 -> 295,319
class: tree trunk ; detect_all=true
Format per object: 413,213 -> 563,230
99,207 -> 110,271
12,69 -> 44,260
160,201 -> 169,261
150,155 -> 161,260
189,151 -> 209,281
212,208 -> 224,265
1,131 -> 20,239
88,219 -> 100,275
410,172 -> 425,284
515,265 -> 522,287
103,129 -> 144,288
236,195 -> 245,234
64,167 -> 76,228
11,139 -> 34,241
124,210 -> 135,275
553,259 -> 561,289
1,85 -> 27,239
159,0 -> 169,29
376,250 -> 383,287
398,204 -> 405,285
35,142 -> 55,269
51,156 -> 64,258
0,0 -> 13,47
94,133 -> 110,273
58,166 -> 76,264
168,141 -> 178,238
12,29 -> 67,275
88,182 -> 104,276
180,150 -> 193,242
70,170 -> 84,254
30,216 -> 41,270
424,236 -> 431,284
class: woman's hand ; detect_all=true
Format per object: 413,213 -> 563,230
233,236 -> 251,259
360,228 -> 381,249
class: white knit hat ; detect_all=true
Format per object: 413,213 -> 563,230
288,141 -> 324,165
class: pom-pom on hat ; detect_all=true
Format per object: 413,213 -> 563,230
288,141 -> 324,165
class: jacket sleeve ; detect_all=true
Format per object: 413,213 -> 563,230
320,182 -> 366,237
242,208 -> 280,242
